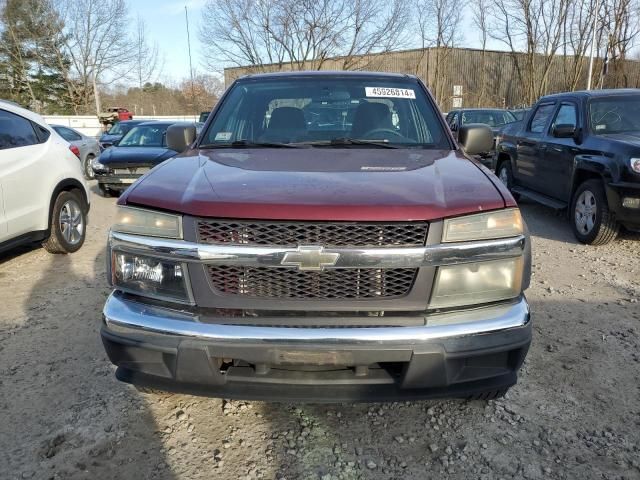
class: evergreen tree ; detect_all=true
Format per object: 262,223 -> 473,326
0,0 -> 73,113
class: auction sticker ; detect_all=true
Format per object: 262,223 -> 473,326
365,87 -> 415,99
215,131 -> 232,141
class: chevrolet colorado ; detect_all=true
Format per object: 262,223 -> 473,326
101,71 -> 531,402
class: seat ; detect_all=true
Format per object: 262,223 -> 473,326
351,102 -> 393,138
261,107 -> 307,142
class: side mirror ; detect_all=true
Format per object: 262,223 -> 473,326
166,124 -> 197,152
458,123 -> 494,156
552,124 -> 576,138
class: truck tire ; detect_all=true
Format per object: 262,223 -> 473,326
466,387 -> 510,401
43,190 -> 87,254
98,183 -> 113,197
571,180 -> 619,245
496,161 -> 520,200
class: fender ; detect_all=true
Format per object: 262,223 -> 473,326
571,155 -> 617,193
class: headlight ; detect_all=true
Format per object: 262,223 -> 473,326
630,158 -> 640,173
111,252 -> 192,304
112,206 -> 182,239
430,257 -> 524,309
92,157 -> 108,172
442,209 -> 523,243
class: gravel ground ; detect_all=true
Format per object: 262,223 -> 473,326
1,184 -> 639,480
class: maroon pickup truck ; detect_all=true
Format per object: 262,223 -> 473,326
101,71 -> 531,402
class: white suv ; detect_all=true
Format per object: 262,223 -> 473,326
0,100 -> 90,254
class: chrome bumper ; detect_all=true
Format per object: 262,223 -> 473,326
103,292 -> 530,347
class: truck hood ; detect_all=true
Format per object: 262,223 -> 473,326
121,148 -> 506,221
99,146 -> 177,167
599,131 -> 640,148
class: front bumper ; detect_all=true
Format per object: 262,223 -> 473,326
95,173 -> 141,189
102,292 -> 531,402
607,181 -> 640,230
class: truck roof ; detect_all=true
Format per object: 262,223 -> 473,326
239,70 -> 417,81
540,88 -> 640,101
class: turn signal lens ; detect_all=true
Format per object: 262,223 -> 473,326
442,209 -> 523,242
112,206 -> 183,239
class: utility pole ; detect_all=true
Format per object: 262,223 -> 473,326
185,5 -> 197,114
586,0 -> 600,90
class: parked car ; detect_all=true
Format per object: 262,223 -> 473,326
509,108 -> 530,121
0,100 -> 90,254
496,89 -> 640,245
93,121 -> 197,197
100,71 -> 532,402
99,119 -> 146,149
445,108 -> 518,167
51,125 -> 102,180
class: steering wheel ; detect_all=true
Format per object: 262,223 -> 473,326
360,128 -> 406,140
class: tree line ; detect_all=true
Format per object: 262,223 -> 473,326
0,0 -> 221,115
200,0 -> 640,106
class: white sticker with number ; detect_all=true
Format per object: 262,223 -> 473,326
365,87 -> 416,99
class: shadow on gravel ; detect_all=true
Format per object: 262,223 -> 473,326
0,247 -> 176,479
518,197 -> 640,244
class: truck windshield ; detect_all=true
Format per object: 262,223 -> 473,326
201,77 -> 449,148
118,125 -> 167,147
590,96 -> 640,134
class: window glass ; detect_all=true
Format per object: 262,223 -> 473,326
107,123 -> 127,135
202,77 -> 448,148
54,126 -> 82,141
589,95 -> 640,134
0,109 -> 38,150
528,104 -> 556,133
118,125 -> 168,147
552,104 -> 577,129
461,110 -> 516,127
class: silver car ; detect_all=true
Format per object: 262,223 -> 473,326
51,125 -> 102,179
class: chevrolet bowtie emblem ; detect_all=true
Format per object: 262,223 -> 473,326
280,246 -> 340,271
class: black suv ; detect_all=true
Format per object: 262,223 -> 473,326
496,89 -> 640,245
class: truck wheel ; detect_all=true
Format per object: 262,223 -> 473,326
84,154 -> 95,180
98,184 -> 112,197
571,180 -> 619,245
496,161 -> 519,200
467,387 -> 510,401
43,190 -> 87,254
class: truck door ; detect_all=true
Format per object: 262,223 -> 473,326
514,102 -> 556,190
538,102 -> 579,201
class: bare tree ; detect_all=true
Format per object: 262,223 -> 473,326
561,0 -> 598,90
54,0 -> 136,114
491,0 -> 571,104
199,0 -> 409,72
131,16 -> 162,115
414,0 -> 465,107
472,0 -> 490,106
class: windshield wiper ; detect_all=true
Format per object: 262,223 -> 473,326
297,138 -> 400,148
198,140 -> 304,149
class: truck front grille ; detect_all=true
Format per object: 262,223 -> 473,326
207,266 -> 417,300
197,220 -> 428,247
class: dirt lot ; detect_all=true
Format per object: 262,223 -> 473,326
1,184 -> 639,480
